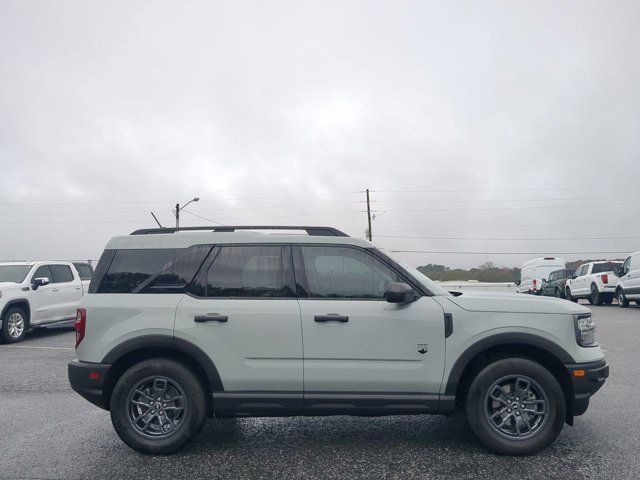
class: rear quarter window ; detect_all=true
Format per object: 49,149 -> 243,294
91,246 -> 211,294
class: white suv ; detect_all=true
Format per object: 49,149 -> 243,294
0,261 -> 91,343
68,226 -> 608,456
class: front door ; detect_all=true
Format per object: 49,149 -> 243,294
28,265 -> 57,324
174,244 -> 303,416
294,245 -> 446,414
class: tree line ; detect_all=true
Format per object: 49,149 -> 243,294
417,259 -> 623,283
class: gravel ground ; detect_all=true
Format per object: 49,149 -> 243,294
0,303 -> 638,479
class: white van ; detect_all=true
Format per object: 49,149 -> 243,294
518,257 -> 566,294
615,251 -> 640,307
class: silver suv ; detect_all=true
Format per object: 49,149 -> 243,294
68,226 -> 608,455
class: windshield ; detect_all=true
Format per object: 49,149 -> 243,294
0,265 -> 32,283
393,259 -> 450,296
592,262 -> 622,274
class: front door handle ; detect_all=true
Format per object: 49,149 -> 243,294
314,314 -> 349,323
51,288 -> 59,292
194,313 -> 228,323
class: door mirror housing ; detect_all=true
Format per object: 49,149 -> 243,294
614,267 -> 622,276
542,278 -> 547,283
384,282 -> 415,304
32,277 -> 50,290
514,280 -> 521,286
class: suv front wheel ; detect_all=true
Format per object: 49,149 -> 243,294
465,358 -> 566,455
110,358 -> 207,455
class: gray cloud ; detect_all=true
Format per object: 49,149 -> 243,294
1,0 -> 639,268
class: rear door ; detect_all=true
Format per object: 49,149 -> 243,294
174,244 -> 303,415
49,264 -> 82,320
295,245 -> 446,414
627,255 -> 640,297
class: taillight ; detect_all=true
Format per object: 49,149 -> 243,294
75,308 -> 86,349
533,279 -> 538,289
601,274 -> 608,284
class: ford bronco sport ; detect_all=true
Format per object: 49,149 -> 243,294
68,226 -> 608,455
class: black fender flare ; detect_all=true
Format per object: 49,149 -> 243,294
102,334 -> 224,392
1,298 -> 31,324
444,332 -> 576,396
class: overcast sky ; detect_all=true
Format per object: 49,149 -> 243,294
1,0 -> 640,269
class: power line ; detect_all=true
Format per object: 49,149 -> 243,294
376,216 -> 640,234
373,201 -> 640,214
377,235 -> 640,241
372,185 -> 640,194
181,209 -> 225,226
388,249 -> 631,255
0,191 -> 364,206
372,193 -> 640,203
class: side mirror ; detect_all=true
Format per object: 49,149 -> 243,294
571,274 -> 577,279
32,277 -> 50,290
614,267 -> 622,276
542,278 -> 547,283
514,280 -> 521,286
384,282 -> 415,304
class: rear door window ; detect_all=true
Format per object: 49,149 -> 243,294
50,265 -> 74,283
200,245 -> 293,298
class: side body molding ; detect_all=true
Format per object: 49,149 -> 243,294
444,332 -> 576,396
101,335 -> 224,392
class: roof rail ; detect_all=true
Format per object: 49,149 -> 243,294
130,225 -> 349,237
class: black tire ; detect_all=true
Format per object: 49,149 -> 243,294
566,288 -> 578,303
617,289 -> 629,308
554,287 -> 563,299
0,306 -> 28,343
635,300 -> 640,306
603,296 -> 613,305
590,285 -> 602,306
110,358 -> 206,455
466,358 -> 566,456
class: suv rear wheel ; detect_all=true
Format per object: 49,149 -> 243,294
0,307 -> 28,343
590,285 -> 602,306
110,358 -> 206,455
566,288 -> 577,303
465,358 -> 566,455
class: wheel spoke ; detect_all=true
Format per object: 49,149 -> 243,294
515,378 -> 531,400
134,389 -> 154,402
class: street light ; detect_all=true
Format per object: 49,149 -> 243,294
175,197 -> 200,228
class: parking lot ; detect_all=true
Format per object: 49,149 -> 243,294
0,303 -> 637,480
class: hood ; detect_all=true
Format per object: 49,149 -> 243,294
0,282 -> 22,291
448,291 -> 591,315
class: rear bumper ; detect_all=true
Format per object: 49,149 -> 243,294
566,359 -> 609,416
68,360 -> 111,410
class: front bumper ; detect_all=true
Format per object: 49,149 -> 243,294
566,359 -> 609,417
68,360 -> 111,410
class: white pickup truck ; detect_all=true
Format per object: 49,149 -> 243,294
0,261 -> 93,343
565,261 -> 623,305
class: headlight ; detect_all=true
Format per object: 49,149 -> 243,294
574,313 -> 597,347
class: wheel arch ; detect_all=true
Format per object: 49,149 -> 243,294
445,333 -> 575,420
1,299 -> 31,325
101,335 -> 223,414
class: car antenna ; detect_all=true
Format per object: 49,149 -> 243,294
150,212 -> 164,228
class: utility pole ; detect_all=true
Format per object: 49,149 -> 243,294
366,188 -> 372,242
174,197 -> 200,229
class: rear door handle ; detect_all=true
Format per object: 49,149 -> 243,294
314,314 -> 349,323
194,313 -> 228,323
74,286 -> 81,290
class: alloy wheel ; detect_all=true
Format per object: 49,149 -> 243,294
7,312 -> 25,339
126,376 -> 187,439
484,375 -> 549,440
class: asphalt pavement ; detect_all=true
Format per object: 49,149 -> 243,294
1,303 -> 638,480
